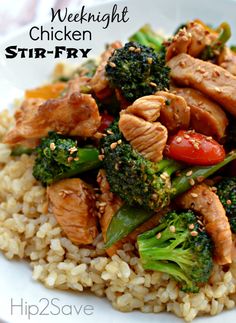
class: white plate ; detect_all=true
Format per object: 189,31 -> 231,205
0,0 -> 236,322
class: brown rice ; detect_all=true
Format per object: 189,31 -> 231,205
0,110 -> 235,322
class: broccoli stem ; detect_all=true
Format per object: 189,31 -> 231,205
143,260 -> 192,287
11,146 -> 33,156
130,31 -> 150,47
105,151 -> 236,248
129,24 -> 164,52
52,147 -> 101,182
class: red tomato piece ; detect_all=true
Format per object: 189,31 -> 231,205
165,130 -> 225,165
98,113 -> 114,132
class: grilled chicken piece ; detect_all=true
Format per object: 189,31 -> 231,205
218,47 -> 236,76
47,178 -> 98,245
173,87 -> 228,140
97,169 -> 166,256
176,183 -> 232,265
167,53 -> 236,116
91,41 -> 122,100
119,95 -> 168,162
125,95 -> 163,121
157,91 -> 190,132
166,20 -> 217,61
4,91 -> 101,145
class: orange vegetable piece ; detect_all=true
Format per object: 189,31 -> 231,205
25,82 -> 67,100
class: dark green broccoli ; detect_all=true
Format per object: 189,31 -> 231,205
129,24 -> 164,52
105,41 -> 170,102
216,178 -> 236,233
138,210 -> 213,292
101,122 -> 181,211
33,132 -> 101,185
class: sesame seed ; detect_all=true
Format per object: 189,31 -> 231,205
109,62 -> 116,68
227,199 -> 232,205
184,134 -> 190,139
169,225 -> 176,233
206,136 -> 213,141
59,191 -> 66,198
99,202 -> 107,207
189,178 -> 195,186
197,219 -> 204,226
98,154 -> 104,161
149,82 -> 157,87
215,86 -> 222,93
186,170 -> 193,177
147,57 -> 153,64
110,142 -> 118,149
74,157 -> 79,161
188,224 -> 195,230
156,232 -> 162,239
69,146 -> 78,154
128,46 -> 135,51
107,130 -> 114,135
134,47 -> 141,53
117,139 -> 122,144
50,142 -> 56,151
191,193 -> 198,198
176,137 -> 182,143
152,193 -> 158,200
190,231 -> 198,237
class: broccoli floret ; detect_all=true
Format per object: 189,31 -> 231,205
33,132 -> 101,185
101,122 -> 182,210
138,210 -> 213,292
216,178 -> 236,233
105,42 -> 170,102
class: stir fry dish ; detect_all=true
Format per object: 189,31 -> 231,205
1,19 -> 236,322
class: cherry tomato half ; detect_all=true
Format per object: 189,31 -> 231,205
165,130 -> 225,165
98,113 -> 114,133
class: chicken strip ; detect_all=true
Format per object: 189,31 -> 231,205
47,178 -> 98,245
176,183 -> 232,265
165,20 -> 217,61
173,87 -> 228,140
4,91 -> 101,145
218,46 -> 236,76
157,91 -> 190,132
119,95 -> 168,162
91,41 -> 122,100
167,53 -> 236,116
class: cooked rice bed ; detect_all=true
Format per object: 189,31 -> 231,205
0,111 -> 236,322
